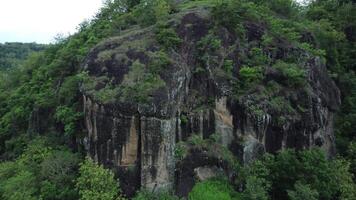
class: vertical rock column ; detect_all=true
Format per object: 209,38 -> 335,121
140,117 -> 176,191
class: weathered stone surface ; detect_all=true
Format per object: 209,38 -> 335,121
194,166 -> 221,181
81,7 -> 340,197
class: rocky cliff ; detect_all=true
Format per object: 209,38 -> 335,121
80,6 -> 340,197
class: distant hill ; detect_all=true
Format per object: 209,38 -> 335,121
0,42 -> 47,70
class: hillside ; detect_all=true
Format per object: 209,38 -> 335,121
0,0 -> 355,200
0,42 -> 47,70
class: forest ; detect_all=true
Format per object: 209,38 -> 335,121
0,0 -> 355,200
0,42 -> 46,70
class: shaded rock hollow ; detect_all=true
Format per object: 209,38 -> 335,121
81,7 -> 340,197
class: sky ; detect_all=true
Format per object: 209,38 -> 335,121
0,0 -> 104,44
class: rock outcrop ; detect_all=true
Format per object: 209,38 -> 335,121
81,7 -> 340,197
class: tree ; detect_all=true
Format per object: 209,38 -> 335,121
76,157 -> 123,200
242,176 -> 269,200
1,171 -> 37,200
287,182 -> 319,200
40,150 -> 81,200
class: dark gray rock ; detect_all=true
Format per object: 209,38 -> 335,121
80,8 -> 340,197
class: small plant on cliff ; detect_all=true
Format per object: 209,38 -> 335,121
188,134 -> 204,146
148,50 -> 171,74
121,60 -> 166,103
197,33 -> 221,53
272,61 -> 306,87
155,23 -> 182,50
180,114 -> 189,125
76,157 -> 123,200
174,142 -> 187,161
223,59 -> 234,74
212,0 -> 246,35
238,66 -> 263,91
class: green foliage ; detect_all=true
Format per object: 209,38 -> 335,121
299,43 -> 326,57
212,0 -> 246,35
180,114 -> 188,125
76,157 -> 122,200
121,60 -> 166,103
3,134 -> 29,159
0,137 -> 81,200
40,150 -> 81,200
189,178 -> 238,200
287,182 -> 319,200
272,61 -> 306,87
148,50 -> 171,74
242,176 -> 269,200
245,149 -> 356,200
55,106 -> 82,136
188,134 -> 204,146
238,66 -> 263,89
96,85 -> 119,104
58,75 -> 81,104
197,33 -> 221,52
155,23 -> 182,50
223,59 -> 234,74
1,170 -> 37,200
246,48 -> 270,67
174,142 -> 187,161
134,0 -> 171,26
0,0 -> 355,199
0,42 -> 46,70
268,96 -> 296,118
265,0 -> 300,18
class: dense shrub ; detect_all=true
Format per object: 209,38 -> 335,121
272,61 -> 306,87
238,66 -> 263,89
0,138 -> 81,200
189,179 -> 238,200
246,149 -> 356,200
155,23 -> 182,50
121,61 -> 166,103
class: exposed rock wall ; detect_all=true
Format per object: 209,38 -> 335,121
81,8 -> 340,197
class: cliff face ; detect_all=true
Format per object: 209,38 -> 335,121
81,7 -> 340,197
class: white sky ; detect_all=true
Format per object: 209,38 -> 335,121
0,0 -> 104,44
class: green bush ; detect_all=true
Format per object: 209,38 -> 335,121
268,96 -> 295,115
246,149 -> 356,200
272,61 -> 306,87
212,0 -> 246,34
134,0 -> 171,26
287,182 -> 319,200
189,179 -> 238,200
121,60 -> 166,103
223,59 -> 234,74
242,176 -> 269,200
246,48 -> 270,67
197,34 -> 221,52
0,138 -> 81,200
54,106 -> 82,137
155,24 -> 182,50
148,50 -> 171,74
188,134 -> 204,146
239,66 -> 263,89
174,142 -> 187,161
